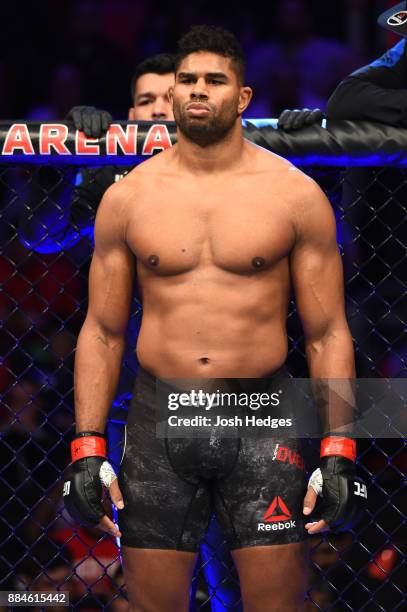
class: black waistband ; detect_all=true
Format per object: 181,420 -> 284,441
135,364 -> 290,394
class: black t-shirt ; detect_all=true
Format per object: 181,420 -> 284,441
327,39 -> 407,126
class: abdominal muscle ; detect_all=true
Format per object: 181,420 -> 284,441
135,274 -> 289,378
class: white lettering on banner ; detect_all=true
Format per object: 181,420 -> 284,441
354,481 -> 367,498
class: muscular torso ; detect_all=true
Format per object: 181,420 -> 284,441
124,142 -> 302,378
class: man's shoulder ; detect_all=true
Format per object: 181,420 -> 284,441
249,145 -> 330,226
101,158 -> 157,197
131,147 -> 173,175
115,148 -> 173,187
248,142 -> 316,191
98,151 -> 172,212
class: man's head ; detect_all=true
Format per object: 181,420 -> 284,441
129,53 -> 175,121
170,25 -> 252,147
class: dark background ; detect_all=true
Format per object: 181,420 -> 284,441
0,0 -> 397,120
0,1 -> 405,610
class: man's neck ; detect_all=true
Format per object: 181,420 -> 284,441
174,121 -> 245,175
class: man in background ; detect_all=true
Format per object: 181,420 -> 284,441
19,53 -> 175,254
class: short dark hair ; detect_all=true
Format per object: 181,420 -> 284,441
130,53 -> 175,100
175,25 -> 245,84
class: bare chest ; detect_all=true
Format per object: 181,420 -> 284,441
126,183 -> 295,276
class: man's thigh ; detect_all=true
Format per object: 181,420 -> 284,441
122,546 -> 197,612
232,541 -> 309,612
119,370 -> 212,551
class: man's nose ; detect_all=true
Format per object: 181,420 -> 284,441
151,98 -> 170,120
191,78 -> 209,99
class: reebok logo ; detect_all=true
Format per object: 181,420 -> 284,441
263,496 -> 292,522
258,496 -> 296,531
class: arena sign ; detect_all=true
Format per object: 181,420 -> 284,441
0,122 -> 175,162
3,120 -> 407,167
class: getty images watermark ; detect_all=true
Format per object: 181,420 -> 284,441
155,377 -> 406,439
156,385 -> 294,437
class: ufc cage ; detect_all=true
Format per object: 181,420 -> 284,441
0,120 -> 405,611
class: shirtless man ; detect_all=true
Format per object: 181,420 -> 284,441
64,25 -> 365,611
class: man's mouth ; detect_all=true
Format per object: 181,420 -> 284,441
186,103 -> 211,116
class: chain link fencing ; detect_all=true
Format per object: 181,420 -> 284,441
0,160 -> 405,611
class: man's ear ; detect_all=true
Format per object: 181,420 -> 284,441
128,107 -> 136,120
168,86 -> 174,106
238,87 -> 253,115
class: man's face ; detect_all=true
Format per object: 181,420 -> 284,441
170,51 -> 252,147
129,72 -> 174,121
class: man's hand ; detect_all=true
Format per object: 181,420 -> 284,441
303,466 -> 328,534
63,432 -> 124,538
66,106 -> 112,138
278,108 -> 324,131
303,438 -> 367,535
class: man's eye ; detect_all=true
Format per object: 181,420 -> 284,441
180,78 -> 193,83
138,100 -> 152,106
209,79 -> 222,84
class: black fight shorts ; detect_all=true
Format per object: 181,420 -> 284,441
118,367 -> 307,551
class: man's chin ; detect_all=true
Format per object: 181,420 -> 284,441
179,120 -> 228,147
186,114 -> 211,126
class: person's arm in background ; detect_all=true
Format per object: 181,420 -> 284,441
327,39 -> 407,125
18,167 -> 114,253
18,107 -> 114,253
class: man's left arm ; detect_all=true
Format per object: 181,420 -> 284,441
290,179 -> 353,380
290,178 -> 367,534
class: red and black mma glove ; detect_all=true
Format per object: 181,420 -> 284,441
309,435 -> 367,531
63,431 -> 117,525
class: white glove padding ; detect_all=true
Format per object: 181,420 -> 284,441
99,460 -> 117,488
308,467 -> 323,496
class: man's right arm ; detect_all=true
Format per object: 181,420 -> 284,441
327,39 -> 407,126
74,183 -> 135,432
63,184 -> 134,535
